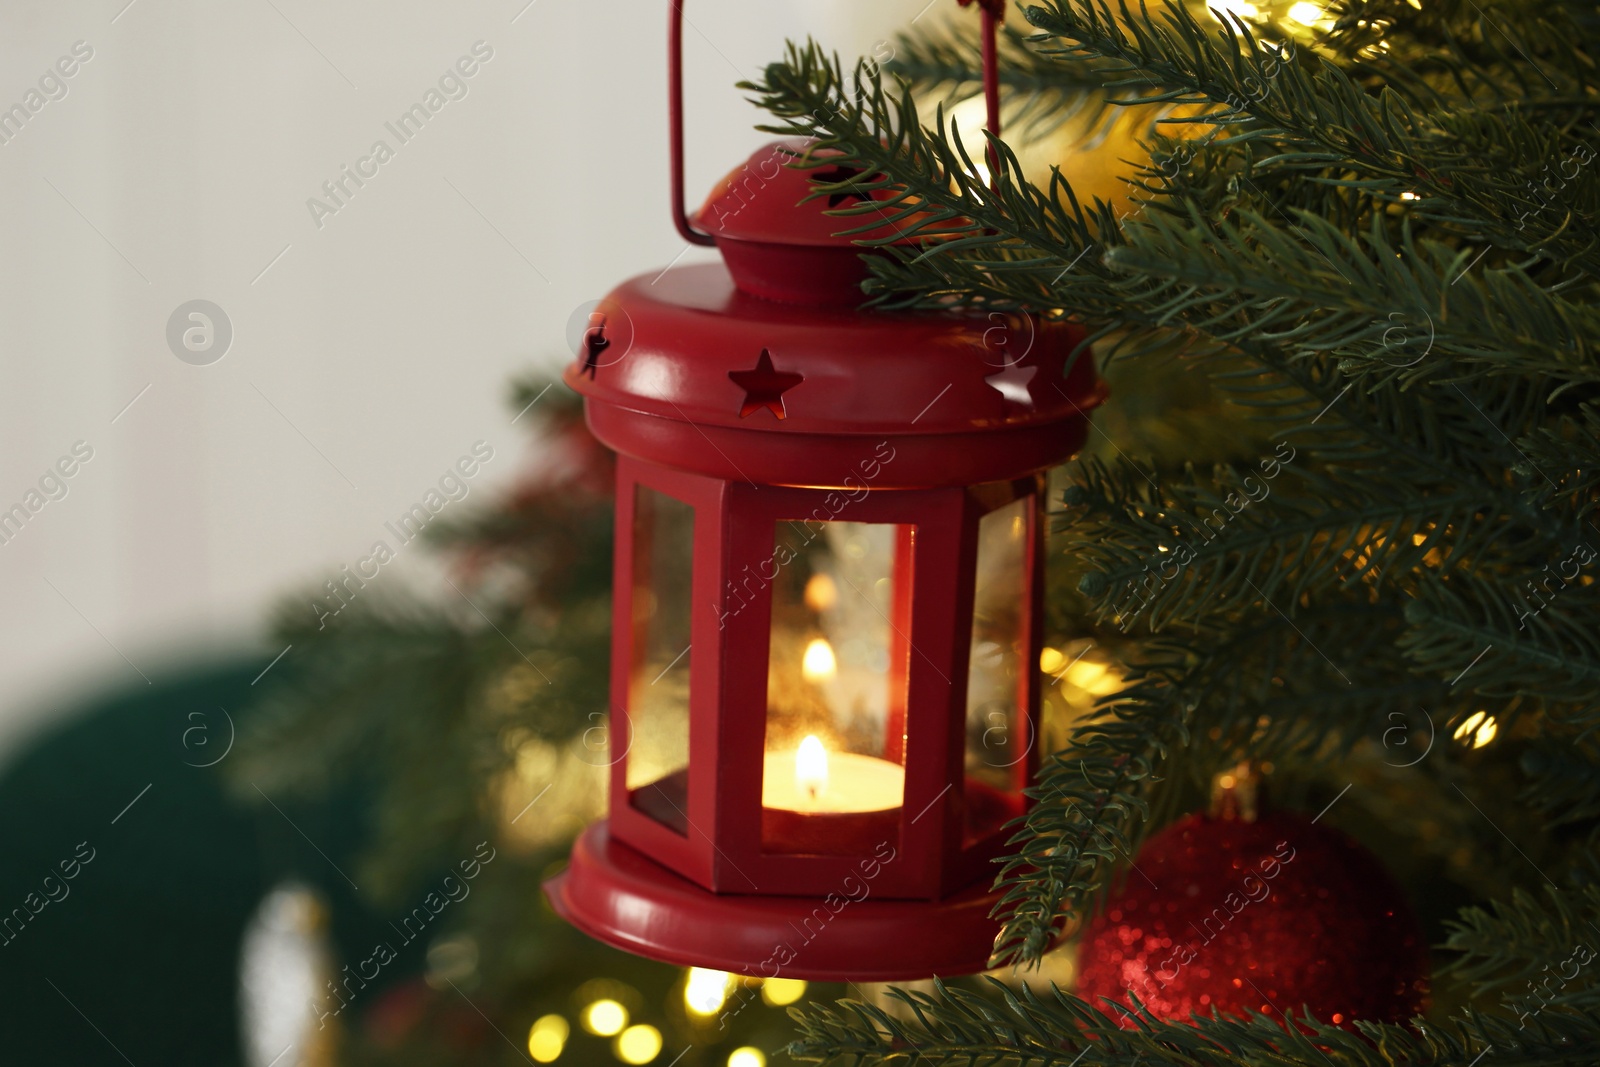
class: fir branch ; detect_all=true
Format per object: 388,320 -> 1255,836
1104,207 -> 1600,393
1068,457 -> 1521,631
1400,571 -> 1600,707
989,644 -> 1186,965
784,979 -> 1600,1067
1520,741 -> 1600,827
1445,885 -> 1600,1014
1020,0 -> 1600,275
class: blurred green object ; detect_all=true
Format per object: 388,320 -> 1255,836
0,660 -> 272,1065
0,657 -> 444,1066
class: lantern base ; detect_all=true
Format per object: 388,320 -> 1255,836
545,822 -> 1042,981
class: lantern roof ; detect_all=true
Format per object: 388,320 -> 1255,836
565,262 -> 1105,488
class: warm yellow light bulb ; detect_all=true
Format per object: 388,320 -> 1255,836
529,1015 -> 570,1063
1474,718 -> 1498,748
583,999 -> 629,1037
761,978 -> 808,1006
728,1048 -> 767,1067
795,735 -> 829,802
1287,2 -> 1324,24
1038,647 -> 1066,675
1454,711 -> 1499,749
684,968 -> 732,1016
801,638 -> 837,682
615,1024 -> 663,1064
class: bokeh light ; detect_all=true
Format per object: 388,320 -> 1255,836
684,968 -> 733,1016
528,1014 -> 570,1063
760,978 -> 807,1006
583,999 -> 629,1037
615,1024 -> 663,1064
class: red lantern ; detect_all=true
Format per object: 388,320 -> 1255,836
544,0 -> 1105,981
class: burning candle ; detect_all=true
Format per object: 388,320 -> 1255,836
796,735 -> 828,801
761,734 -> 904,814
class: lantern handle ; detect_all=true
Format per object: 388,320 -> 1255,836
981,3 -> 1001,182
957,0 -> 1005,182
670,0 -> 717,246
667,0 -> 1003,245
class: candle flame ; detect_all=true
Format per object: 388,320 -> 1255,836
801,638 -> 837,683
796,735 -> 829,803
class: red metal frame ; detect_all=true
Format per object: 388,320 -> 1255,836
608,455 -> 1049,901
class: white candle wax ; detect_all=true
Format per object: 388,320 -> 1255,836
760,748 -> 905,813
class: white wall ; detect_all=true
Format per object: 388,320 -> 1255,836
0,0 -> 933,758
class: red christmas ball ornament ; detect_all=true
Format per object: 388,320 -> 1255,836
1075,798 -> 1429,1029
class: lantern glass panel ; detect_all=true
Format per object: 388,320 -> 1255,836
964,496 -> 1029,843
626,484 -> 696,835
761,520 -> 910,855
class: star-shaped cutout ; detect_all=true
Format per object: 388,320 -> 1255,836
985,362 -> 1038,409
811,164 -> 879,209
579,318 -> 610,379
728,349 -> 804,419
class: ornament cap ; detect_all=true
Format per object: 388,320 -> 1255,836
1209,761 -> 1263,822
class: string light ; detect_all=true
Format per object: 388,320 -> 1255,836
583,999 -> 629,1037
1039,647 -> 1066,674
761,978 -> 808,1006
1287,2 -> 1325,24
684,968 -> 733,1016
728,1048 -> 767,1067
528,1015 -> 570,1063
615,1024 -> 663,1064
1453,711 -> 1498,749
1064,659 -> 1120,696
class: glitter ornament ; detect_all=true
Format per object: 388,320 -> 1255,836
1075,805 -> 1429,1029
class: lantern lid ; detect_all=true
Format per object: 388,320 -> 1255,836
691,139 -> 921,304
565,261 -> 1107,489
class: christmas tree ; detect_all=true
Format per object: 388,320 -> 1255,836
238,1 -> 1600,1063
